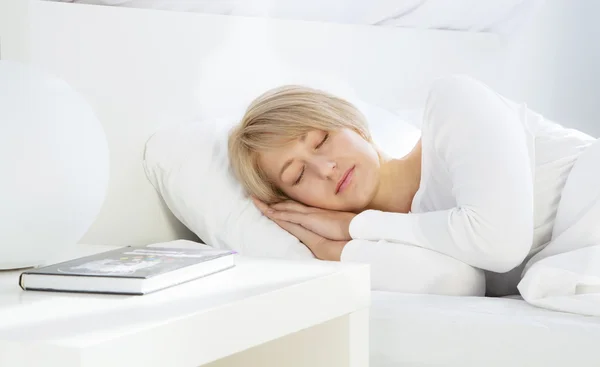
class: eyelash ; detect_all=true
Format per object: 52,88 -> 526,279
293,167 -> 305,186
316,133 -> 329,149
293,133 -> 329,186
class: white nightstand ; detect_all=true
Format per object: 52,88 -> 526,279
0,244 -> 370,367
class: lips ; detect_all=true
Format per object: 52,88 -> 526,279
336,166 -> 355,194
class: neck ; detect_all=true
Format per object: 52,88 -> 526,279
367,140 -> 422,213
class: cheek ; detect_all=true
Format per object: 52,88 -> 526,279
284,181 -> 335,209
345,135 -> 379,163
288,183 -> 325,203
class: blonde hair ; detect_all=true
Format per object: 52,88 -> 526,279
228,85 -> 372,203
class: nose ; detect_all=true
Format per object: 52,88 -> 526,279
313,156 -> 337,179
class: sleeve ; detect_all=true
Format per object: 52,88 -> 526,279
341,239 -> 486,296
349,75 -> 534,273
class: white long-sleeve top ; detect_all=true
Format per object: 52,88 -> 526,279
341,75 -> 595,281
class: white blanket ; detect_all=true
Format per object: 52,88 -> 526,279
518,139 -> 600,316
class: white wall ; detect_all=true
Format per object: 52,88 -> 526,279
0,0 -> 30,62
505,0 -> 600,137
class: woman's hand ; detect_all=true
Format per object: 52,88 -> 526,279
273,218 -> 347,261
253,198 -> 356,241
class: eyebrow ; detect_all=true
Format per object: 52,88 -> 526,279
278,133 -> 307,182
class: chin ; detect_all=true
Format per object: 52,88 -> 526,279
339,192 -> 372,213
352,178 -> 377,210
311,197 -> 366,212
314,200 -> 354,212
351,197 -> 372,213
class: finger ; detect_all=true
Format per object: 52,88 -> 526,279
270,200 -> 316,214
269,210 -> 306,225
274,219 -> 315,241
273,219 -> 322,253
251,196 -> 272,215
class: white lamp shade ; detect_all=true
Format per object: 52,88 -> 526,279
0,61 -> 109,270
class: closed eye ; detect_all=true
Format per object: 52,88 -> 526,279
316,133 -> 329,149
293,166 -> 305,186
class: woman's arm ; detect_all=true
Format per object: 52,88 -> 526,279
252,197 -> 485,295
350,75 -> 534,273
341,238 -> 486,296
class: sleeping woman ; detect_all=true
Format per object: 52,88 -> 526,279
227,75 -> 599,296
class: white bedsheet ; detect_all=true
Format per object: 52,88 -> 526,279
371,291 -> 600,367
518,139 -> 600,316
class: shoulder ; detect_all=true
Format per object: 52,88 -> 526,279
428,74 -> 483,97
421,75 -> 521,145
422,75 -> 494,129
419,75 -> 479,150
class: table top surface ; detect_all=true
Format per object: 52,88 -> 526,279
0,243 -> 369,365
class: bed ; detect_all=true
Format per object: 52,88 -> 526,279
371,291 -> 600,366
2,1 -> 599,366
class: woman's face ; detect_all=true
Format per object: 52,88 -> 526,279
258,128 -> 381,211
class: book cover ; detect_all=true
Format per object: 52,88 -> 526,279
20,246 -> 236,280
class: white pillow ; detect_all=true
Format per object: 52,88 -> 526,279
143,100 -> 421,260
